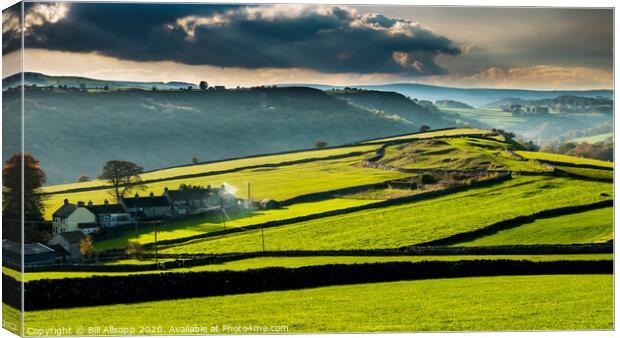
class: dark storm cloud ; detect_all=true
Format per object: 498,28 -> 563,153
3,3 -> 461,75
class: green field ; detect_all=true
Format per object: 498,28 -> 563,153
555,166 -> 613,180
381,137 -> 547,172
570,133 -> 613,144
159,177 -> 612,254
22,275 -> 613,333
439,107 -> 526,127
456,207 -> 613,246
94,198 -> 380,250
43,144 -> 380,193
363,128 -> 494,143
6,254 -> 612,281
2,304 -> 21,335
517,151 -> 613,168
42,156 -> 409,220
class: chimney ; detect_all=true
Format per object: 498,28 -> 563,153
87,200 -> 93,207
104,199 -> 109,205
77,201 -> 85,207
64,198 -> 69,205
221,184 -> 226,190
149,192 -> 154,198
134,193 -> 139,198
164,187 -> 168,193
207,184 -> 211,189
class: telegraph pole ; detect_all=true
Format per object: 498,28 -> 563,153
261,226 -> 265,252
154,221 -> 158,268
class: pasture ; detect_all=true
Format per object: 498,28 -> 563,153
456,207 -> 613,246
516,151 -> 613,168
94,198 -> 380,250
22,275 -> 613,333
159,177 -> 613,254
6,254 -> 612,282
41,156 -> 409,220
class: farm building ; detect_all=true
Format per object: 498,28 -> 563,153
2,240 -> 57,267
121,193 -> 172,220
52,200 -> 97,234
47,231 -> 87,260
164,186 -> 216,215
86,200 -> 134,228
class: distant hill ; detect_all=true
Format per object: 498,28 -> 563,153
2,72 -> 197,91
284,83 -> 613,108
327,89 -> 452,128
435,100 -> 473,109
3,86 -> 422,184
482,95 -> 613,114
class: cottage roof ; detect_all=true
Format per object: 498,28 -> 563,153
86,204 -> 126,215
47,244 -> 70,257
52,203 -> 78,218
53,230 -> 87,243
165,188 -> 209,202
122,196 -> 171,208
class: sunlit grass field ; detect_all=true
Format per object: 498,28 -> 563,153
42,157 -> 410,220
456,207 -> 613,246
159,177 -> 613,254
381,137 -> 547,172
42,144 -> 380,193
363,128 -> 493,143
516,151 -> 613,168
22,275 -> 613,333
555,166 -> 613,180
94,198 -> 381,250
4,254 -> 612,282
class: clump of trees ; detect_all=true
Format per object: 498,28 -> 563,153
76,173 -> 91,182
419,125 -> 431,133
99,160 -> 145,202
199,81 -> 209,90
2,153 -> 49,242
315,140 -> 328,149
192,156 -> 200,164
541,141 -> 613,162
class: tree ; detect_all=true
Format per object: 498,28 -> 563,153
419,125 -> 431,133
99,160 -> 145,202
2,153 -> 48,242
126,241 -> 144,257
199,81 -> 208,90
80,235 -> 94,259
315,140 -> 328,149
192,156 -> 200,164
76,173 -> 91,183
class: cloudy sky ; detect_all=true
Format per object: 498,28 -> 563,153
2,2 -> 613,90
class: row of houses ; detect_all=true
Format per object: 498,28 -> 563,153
52,184 -> 237,235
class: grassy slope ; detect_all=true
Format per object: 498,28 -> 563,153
439,107 -> 526,127
517,151 -> 613,168
42,156 -> 409,220
555,166 -> 614,180
159,177 -> 613,254
570,133 -> 613,144
6,254 -> 612,282
381,137 -> 546,171
456,207 -> 613,246
23,275 -> 613,332
363,128 -> 493,143
43,144 -> 380,193
94,198 -> 381,250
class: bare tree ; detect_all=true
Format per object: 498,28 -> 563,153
315,140 -> 328,149
99,160 -> 145,202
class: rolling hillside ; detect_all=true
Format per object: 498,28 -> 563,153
3,87 -> 425,184
4,127 -> 614,333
